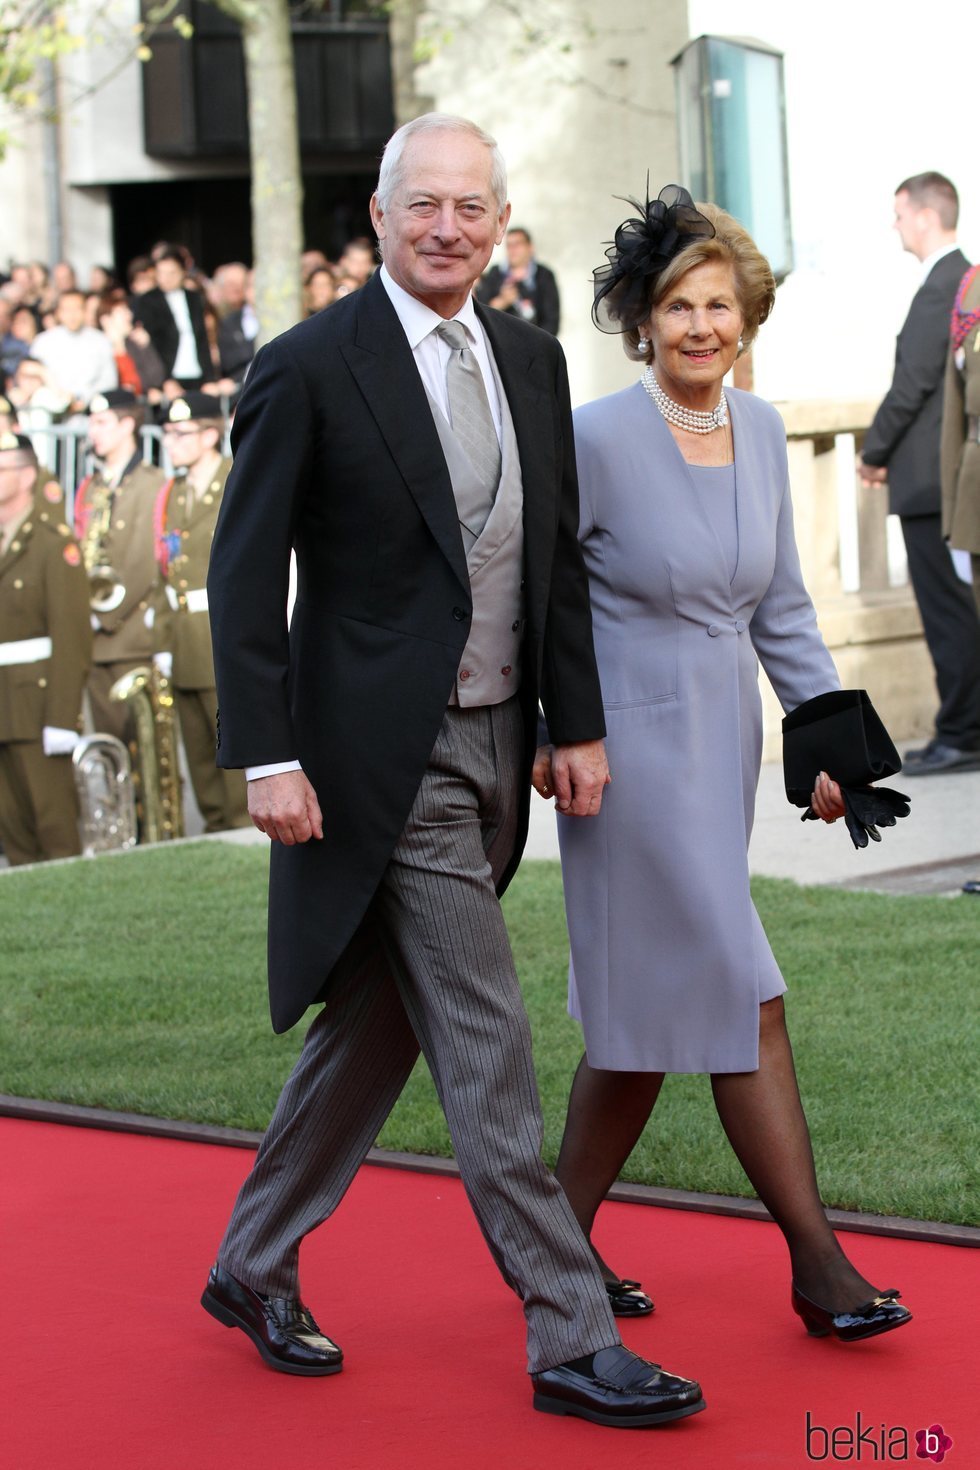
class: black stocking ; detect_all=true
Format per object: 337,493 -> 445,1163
554,1054 -> 664,1284
711,997 -> 878,1312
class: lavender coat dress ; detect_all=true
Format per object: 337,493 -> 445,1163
557,383 -> 839,1072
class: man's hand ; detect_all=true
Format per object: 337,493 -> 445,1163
531,743 -> 554,799
857,454 -> 887,488
551,739 -> 611,817
248,769 -> 323,844
491,281 -> 520,310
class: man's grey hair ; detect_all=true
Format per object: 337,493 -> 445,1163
376,113 -> 508,215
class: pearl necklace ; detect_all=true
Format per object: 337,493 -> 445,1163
641,366 -> 728,434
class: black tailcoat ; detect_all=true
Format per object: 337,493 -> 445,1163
207,273 -> 604,1032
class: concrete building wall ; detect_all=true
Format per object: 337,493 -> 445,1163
0,107 -> 50,266
686,0 -> 979,407
398,0 -> 689,406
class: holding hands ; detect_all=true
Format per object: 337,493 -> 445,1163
533,740 -> 611,817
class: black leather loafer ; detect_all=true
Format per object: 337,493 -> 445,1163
201,1262 -> 344,1375
903,741 -> 980,775
605,1278 -> 655,1317
532,1345 -> 705,1427
791,1283 -> 912,1342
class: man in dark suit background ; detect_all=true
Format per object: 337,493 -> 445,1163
477,226 -> 561,335
860,172 -> 980,772
200,113 -> 704,1429
133,249 -> 215,392
217,269 -> 258,387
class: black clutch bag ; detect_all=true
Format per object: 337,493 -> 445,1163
782,690 -> 910,849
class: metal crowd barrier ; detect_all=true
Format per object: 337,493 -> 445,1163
22,407 -> 233,526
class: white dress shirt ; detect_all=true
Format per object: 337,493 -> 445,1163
167,289 -> 204,380
248,265 -> 501,782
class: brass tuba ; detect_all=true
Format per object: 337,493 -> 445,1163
110,664 -> 185,842
72,734 -> 138,855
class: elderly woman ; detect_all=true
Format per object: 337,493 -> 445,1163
535,188 -> 911,1343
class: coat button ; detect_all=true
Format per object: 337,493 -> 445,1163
13,579 -> 23,590
38,677 -> 48,688
707,623 -> 721,637
501,665 -> 512,675
511,620 -> 520,632
735,619 -> 747,633
459,670 -> 471,680
452,606 -> 467,621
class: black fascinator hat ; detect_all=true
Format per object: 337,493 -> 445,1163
592,184 -> 716,334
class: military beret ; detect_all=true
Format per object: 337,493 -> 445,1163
0,430 -> 33,453
89,389 -> 141,415
167,391 -> 225,423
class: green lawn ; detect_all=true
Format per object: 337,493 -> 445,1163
1,843 -> 976,1224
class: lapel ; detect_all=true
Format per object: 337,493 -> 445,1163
475,301 -> 557,622
475,299 -> 556,506
340,275 -> 469,596
183,458 -> 229,532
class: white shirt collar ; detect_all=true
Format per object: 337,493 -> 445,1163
920,242 -> 959,284
379,264 -> 482,348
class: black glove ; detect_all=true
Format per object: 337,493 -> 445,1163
802,784 -> 911,849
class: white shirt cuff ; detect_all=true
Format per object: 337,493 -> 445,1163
245,759 -> 302,781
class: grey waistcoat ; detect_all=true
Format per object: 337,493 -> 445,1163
423,356 -> 525,708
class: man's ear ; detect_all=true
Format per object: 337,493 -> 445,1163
369,192 -> 386,245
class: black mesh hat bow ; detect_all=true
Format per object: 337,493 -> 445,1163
592,184 -> 716,334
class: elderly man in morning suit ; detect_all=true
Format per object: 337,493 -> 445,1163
200,114 -> 704,1429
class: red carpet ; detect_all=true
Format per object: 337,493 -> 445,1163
3,1119 -> 975,1470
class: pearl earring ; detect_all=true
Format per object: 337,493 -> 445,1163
637,338 -> 650,353
737,336 -> 744,352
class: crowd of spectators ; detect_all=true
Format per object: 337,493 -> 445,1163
0,236 -> 382,427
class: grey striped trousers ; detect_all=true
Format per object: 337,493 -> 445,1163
217,698 -> 620,1372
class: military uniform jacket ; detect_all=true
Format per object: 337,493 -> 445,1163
0,504 -> 91,742
941,268 -> 980,554
153,456 -> 229,689
75,457 -> 165,665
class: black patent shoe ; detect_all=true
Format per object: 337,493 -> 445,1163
201,1262 -> 344,1375
532,1345 -> 705,1428
791,1283 -> 912,1342
605,1277 -> 655,1317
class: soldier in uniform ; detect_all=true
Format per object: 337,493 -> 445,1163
155,394 -> 248,830
0,432 -> 91,865
75,389 -> 164,741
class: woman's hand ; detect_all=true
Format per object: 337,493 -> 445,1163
532,744 -> 554,799
810,770 -> 845,822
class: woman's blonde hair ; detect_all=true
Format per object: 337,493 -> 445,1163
623,203 -> 776,364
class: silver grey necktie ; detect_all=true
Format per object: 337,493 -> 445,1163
436,320 -> 502,521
